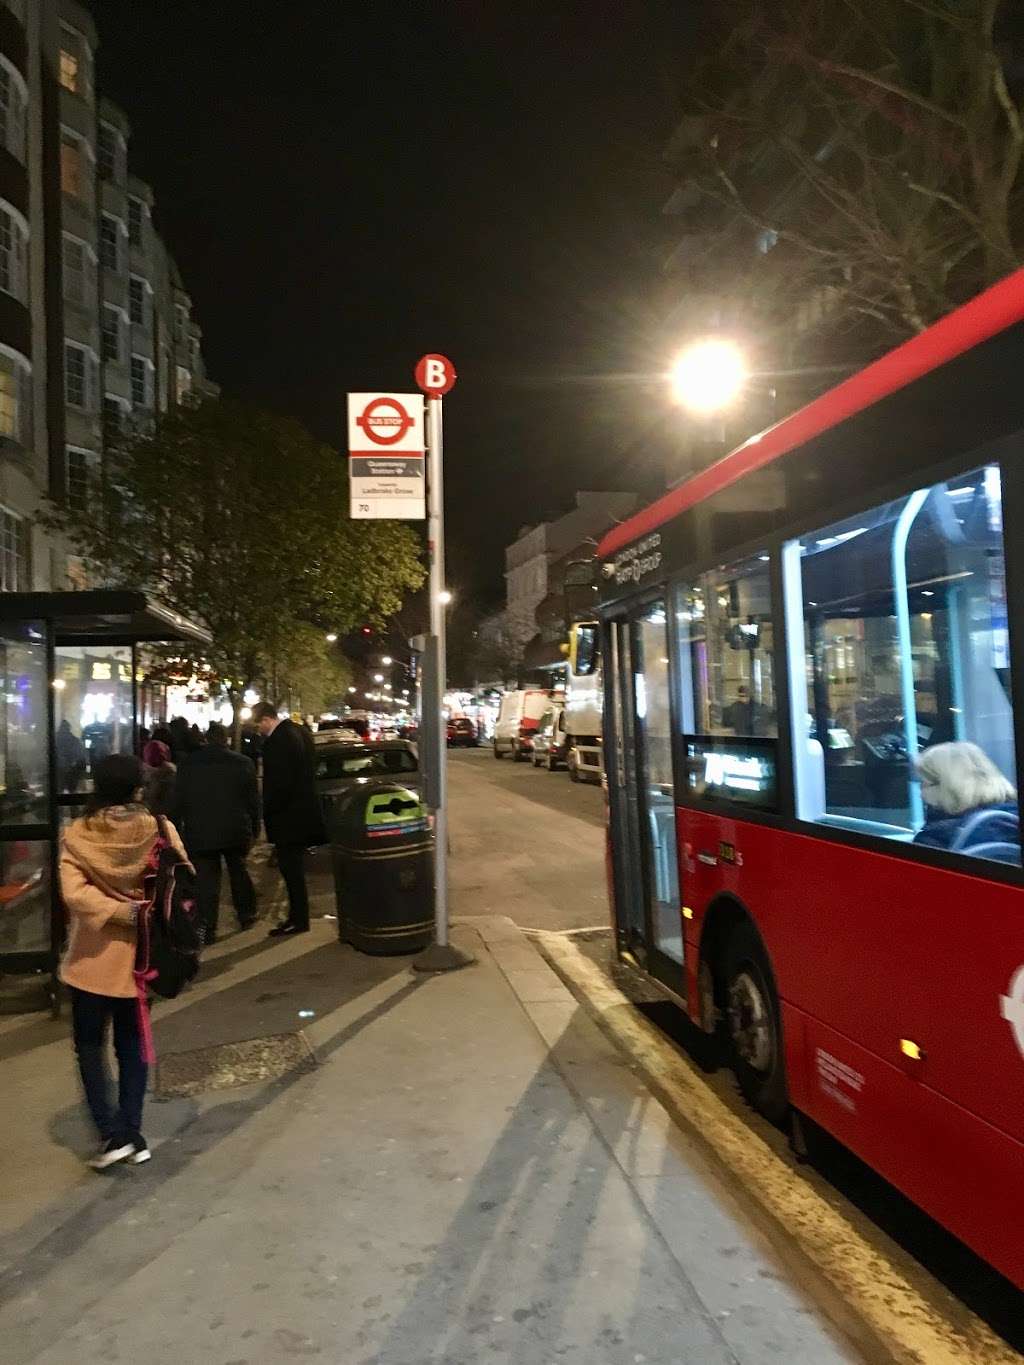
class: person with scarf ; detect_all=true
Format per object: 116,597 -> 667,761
60,753 -> 190,1169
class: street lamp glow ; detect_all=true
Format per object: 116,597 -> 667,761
373,673 -> 384,683
670,339 -> 746,414
348,686 -> 356,694
438,590 -> 452,605
325,632 -> 338,643
381,655 -> 392,666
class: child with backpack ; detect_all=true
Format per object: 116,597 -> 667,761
60,753 -> 197,1170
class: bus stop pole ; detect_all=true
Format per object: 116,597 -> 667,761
414,393 -> 474,973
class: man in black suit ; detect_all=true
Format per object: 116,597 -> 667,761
173,722 -> 260,942
252,702 -> 327,937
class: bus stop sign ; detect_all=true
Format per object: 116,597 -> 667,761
415,354 -> 457,396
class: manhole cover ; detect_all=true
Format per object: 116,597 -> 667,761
156,1032 -> 316,1098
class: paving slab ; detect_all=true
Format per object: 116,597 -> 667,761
0,919 -> 859,1365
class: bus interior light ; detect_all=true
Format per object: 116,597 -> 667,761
899,1038 -> 924,1061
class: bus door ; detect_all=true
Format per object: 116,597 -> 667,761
608,599 -> 684,987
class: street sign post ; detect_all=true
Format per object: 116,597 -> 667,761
346,392 -> 425,520
411,353 -> 473,974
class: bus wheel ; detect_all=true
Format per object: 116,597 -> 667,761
493,743 -> 504,759
568,751 -> 580,782
723,921 -> 788,1124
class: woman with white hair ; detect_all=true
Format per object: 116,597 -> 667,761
913,741 -> 1019,858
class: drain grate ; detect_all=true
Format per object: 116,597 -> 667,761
156,1031 -> 316,1098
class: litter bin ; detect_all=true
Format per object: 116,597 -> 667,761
329,784 -> 434,955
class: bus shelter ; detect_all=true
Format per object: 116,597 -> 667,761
0,590 -> 211,1012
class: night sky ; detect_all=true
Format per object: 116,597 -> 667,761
92,1 -> 701,604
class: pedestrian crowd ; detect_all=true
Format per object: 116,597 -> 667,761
58,706 -> 325,1170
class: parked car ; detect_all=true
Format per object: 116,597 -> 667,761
531,703 -> 568,770
447,717 -> 478,747
493,689 -> 553,762
313,739 -> 420,821
313,724 -> 364,745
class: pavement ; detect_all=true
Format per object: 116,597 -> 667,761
0,761 -> 864,1365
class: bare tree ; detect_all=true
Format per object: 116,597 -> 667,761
665,0 -> 1024,350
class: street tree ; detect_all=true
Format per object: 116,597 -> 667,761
665,1 -> 1024,349
46,399 -> 423,724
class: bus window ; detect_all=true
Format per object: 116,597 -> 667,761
675,554 -> 779,810
790,463 -> 1019,861
570,622 -> 599,676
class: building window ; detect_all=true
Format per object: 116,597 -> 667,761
128,275 -> 147,327
66,446 -> 91,512
62,234 -> 97,308
59,47 -> 78,94
0,350 -> 29,443
65,341 -> 95,410
0,59 -> 27,164
103,393 -> 128,443
128,196 -> 145,246
97,122 -> 125,182
0,363 -> 16,437
174,303 -> 188,343
175,365 -> 192,405
99,214 -> 121,272
101,305 -> 122,364
60,131 -> 85,199
0,505 -> 28,591
0,203 -> 28,303
131,354 -> 152,408
59,25 -> 91,102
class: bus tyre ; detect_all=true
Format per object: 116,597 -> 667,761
569,752 -> 580,782
512,743 -> 523,763
723,921 -> 788,1125
493,743 -> 503,759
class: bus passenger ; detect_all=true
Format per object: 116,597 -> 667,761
913,742 -> 1019,859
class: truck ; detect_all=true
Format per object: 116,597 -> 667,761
563,620 -> 603,782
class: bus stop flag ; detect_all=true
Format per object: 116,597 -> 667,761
347,392 -> 425,520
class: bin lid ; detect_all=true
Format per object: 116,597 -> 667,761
331,783 -> 429,849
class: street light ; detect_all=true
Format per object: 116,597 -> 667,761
348,686 -> 357,694
373,673 -> 384,683
325,632 -> 338,643
438,590 -> 452,605
381,655 -> 392,666
670,339 -> 746,414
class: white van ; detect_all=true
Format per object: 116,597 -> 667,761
493,689 -> 553,762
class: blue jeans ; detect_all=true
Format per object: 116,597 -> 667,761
70,987 -> 148,1141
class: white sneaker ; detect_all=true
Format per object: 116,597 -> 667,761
89,1137 -> 135,1170
128,1133 -> 151,1164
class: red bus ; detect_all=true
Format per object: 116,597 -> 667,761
596,269 -> 1024,1293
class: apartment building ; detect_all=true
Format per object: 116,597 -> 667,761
0,0 -> 216,595
504,491 -> 636,648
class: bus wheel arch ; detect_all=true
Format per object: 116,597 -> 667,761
699,897 -> 788,1124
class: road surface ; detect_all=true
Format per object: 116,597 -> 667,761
447,747 -> 607,932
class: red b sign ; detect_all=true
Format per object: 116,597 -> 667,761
415,353 -> 457,395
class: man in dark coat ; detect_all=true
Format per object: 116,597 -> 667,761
172,721 -> 260,941
252,702 -> 327,936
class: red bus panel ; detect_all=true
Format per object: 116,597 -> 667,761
676,806 -> 1024,1288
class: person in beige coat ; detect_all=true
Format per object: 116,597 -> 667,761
60,752 -> 189,1170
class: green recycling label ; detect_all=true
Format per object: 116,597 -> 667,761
365,789 -> 428,838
